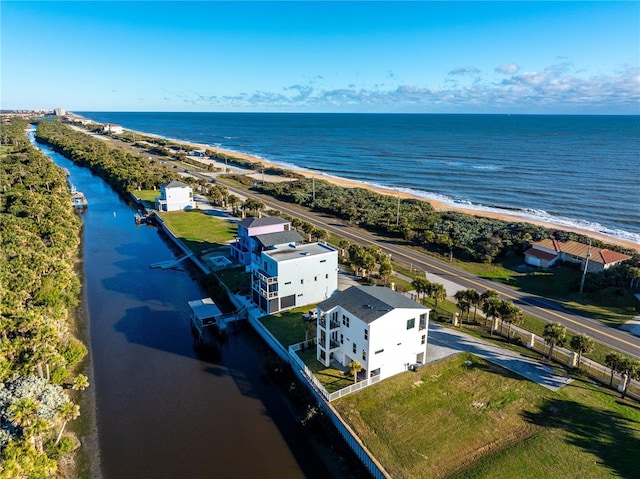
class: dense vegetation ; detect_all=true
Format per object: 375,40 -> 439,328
256,176 -> 637,266
35,120 -> 179,196
1,119 -> 88,477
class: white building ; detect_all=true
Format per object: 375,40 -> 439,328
155,180 -> 194,212
102,123 -> 124,134
251,242 -> 338,315
316,286 -> 430,381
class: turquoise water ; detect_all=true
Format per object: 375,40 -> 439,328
77,112 -> 640,243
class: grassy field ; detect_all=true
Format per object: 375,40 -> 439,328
158,209 -> 237,256
259,306 -> 318,348
333,353 -> 640,479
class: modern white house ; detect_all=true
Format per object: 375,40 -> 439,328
524,238 -> 631,272
102,123 -> 124,134
251,242 -> 338,315
316,286 -> 430,381
230,216 -> 298,266
155,180 -> 194,212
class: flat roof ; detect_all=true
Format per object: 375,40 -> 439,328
264,242 -> 336,262
188,298 -> 222,320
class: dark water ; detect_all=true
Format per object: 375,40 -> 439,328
30,131 -> 336,479
77,112 -> 640,243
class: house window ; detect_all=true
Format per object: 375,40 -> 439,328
352,343 -> 357,354
340,333 -> 344,344
364,329 -> 368,341
375,349 -> 384,354
407,318 -> 415,329
300,279 -> 304,284
421,335 -> 426,345
320,259 -> 326,263
342,315 -> 350,327
362,350 -> 367,361
320,349 -> 326,361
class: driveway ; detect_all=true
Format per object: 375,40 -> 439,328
425,322 -> 573,391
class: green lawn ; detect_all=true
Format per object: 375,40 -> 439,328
158,209 -> 237,256
259,306 -> 318,348
333,353 -> 640,479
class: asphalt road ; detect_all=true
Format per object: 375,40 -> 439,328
82,130 -> 639,359
216,178 -> 640,359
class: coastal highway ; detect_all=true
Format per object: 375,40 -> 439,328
217,178 -> 640,359
71,128 -> 639,359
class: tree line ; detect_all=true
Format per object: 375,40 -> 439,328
35,120 -> 180,196
1,119 -> 89,477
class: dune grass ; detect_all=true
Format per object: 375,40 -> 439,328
333,353 -> 640,479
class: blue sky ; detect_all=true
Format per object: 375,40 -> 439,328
2,1 -> 639,114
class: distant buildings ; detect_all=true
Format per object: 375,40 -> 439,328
316,286 -> 430,381
524,239 -> 631,272
155,180 -> 194,212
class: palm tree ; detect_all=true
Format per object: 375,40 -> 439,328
569,334 -> 594,368
482,297 -> 502,335
618,357 -> 640,399
428,283 -> 446,315
348,360 -> 363,384
411,277 -> 430,304
454,291 -> 471,323
55,401 -> 80,444
8,397 -> 39,430
542,322 -> 567,361
227,194 -> 240,214
466,289 -> 481,323
498,301 -> 522,338
605,352 -> 623,387
72,373 -> 90,391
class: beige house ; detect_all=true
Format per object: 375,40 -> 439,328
524,239 -> 631,273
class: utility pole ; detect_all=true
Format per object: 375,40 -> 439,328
312,177 -> 315,202
579,240 -> 592,294
396,195 -> 401,226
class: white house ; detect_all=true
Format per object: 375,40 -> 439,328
155,180 -> 194,212
251,242 -> 338,315
316,286 -> 430,381
102,123 -> 124,134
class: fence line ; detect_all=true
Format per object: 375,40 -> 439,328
495,321 -> 640,401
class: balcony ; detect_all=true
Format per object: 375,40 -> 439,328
252,280 -> 278,299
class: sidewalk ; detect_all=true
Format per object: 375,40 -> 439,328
425,322 -> 573,391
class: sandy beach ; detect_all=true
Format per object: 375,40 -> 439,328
116,126 -> 639,253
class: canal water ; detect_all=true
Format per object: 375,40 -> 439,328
30,131 -> 340,479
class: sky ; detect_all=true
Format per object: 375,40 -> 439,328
2,1 -> 639,114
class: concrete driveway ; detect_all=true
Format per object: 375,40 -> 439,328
425,322 -> 573,391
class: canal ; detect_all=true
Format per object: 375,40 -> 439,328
30,131 -> 346,479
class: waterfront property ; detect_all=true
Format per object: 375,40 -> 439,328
155,180 -> 194,212
316,286 -> 430,381
251,241 -> 338,315
230,216 -> 298,266
70,185 -> 88,209
102,123 -> 124,134
524,238 -> 631,272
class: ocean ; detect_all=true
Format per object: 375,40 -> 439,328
76,112 -> 640,244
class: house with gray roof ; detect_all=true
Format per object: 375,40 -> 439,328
230,216 -> 296,266
316,286 -> 430,381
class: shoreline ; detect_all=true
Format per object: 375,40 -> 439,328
119,125 -> 639,253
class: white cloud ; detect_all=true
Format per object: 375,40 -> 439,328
495,64 -> 519,75
185,63 -> 640,114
